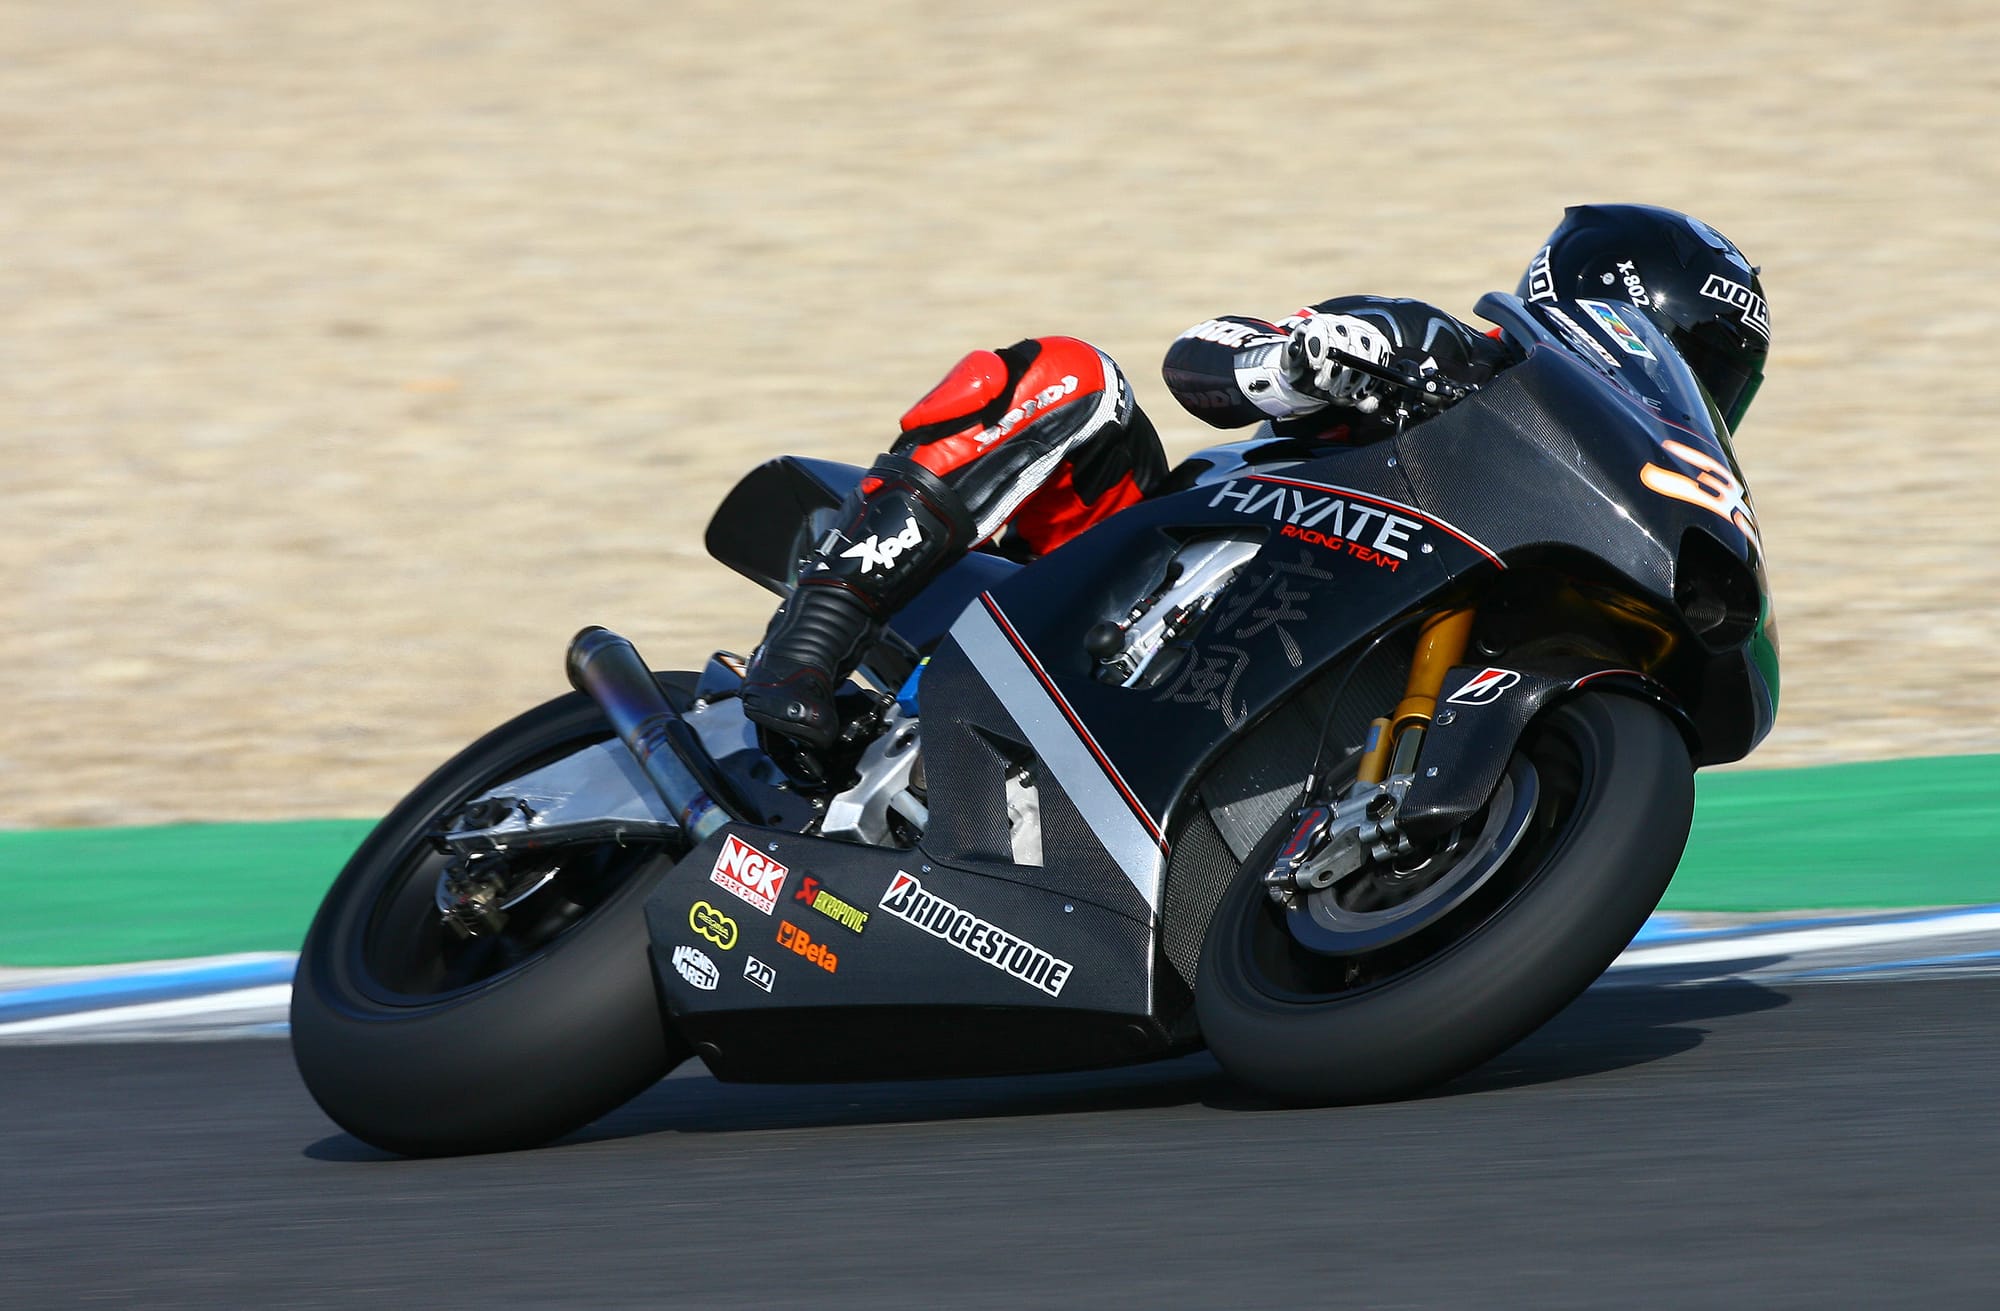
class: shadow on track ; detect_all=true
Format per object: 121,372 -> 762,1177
1437,976 -> 1789,1097
302,977 -> 1788,1159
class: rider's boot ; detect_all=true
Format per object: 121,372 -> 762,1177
741,456 -> 976,751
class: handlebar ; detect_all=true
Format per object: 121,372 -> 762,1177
1321,345 -> 1474,414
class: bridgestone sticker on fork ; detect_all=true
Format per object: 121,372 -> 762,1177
878,871 -> 1073,997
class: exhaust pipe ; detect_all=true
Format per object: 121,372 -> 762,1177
565,626 -> 735,842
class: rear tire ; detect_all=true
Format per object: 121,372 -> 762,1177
1194,692 -> 1692,1104
291,687 -> 695,1156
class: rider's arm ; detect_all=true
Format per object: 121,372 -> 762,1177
1303,295 -> 1515,388
1161,314 -> 1327,430
1161,305 -> 1401,431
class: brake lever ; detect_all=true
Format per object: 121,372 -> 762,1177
1323,346 -> 1472,413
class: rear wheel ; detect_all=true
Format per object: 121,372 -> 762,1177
1194,692 -> 1692,1104
290,685 -> 695,1156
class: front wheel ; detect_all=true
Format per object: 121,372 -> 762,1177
291,687 -> 696,1156
1194,692 -> 1693,1105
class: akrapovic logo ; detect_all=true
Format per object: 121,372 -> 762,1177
793,875 -> 868,934
879,872 -> 1072,997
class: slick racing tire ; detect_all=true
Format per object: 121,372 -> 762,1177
1194,692 -> 1693,1105
291,683 -> 696,1157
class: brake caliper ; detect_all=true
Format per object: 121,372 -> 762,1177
1261,777 -> 1418,906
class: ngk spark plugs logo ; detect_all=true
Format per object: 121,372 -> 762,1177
709,834 -> 788,915
1208,479 -> 1425,571
879,872 -> 1073,998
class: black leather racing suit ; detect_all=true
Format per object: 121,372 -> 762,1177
1161,295 -> 1511,440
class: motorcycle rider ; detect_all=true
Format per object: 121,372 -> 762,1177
740,203 -> 1769,754
737,334 -> 1170,751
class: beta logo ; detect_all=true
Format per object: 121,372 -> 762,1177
793,875 -> 869,934
840,516 -> 924,575
776,921 -> 839,974
1446,668 -> 1522,706
709,834 -> 789,915
743,955 -> 776,993
688,900 -> 738,951
671,945 -> 719,991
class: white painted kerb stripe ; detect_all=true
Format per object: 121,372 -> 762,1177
1612,909 -> 2000,970
0,985 -> 292,1037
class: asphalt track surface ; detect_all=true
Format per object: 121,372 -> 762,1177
6,977 -> 2000,1309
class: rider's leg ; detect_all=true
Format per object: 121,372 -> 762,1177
739,456 -> 975,750
742,337 -> 1157,751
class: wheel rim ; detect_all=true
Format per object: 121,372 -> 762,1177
1235,705 -> 1593,1003
349,730 -> 675,1007
1284,756 -> 1541,956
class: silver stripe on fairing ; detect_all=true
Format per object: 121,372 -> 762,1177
948,601 -> 1166,912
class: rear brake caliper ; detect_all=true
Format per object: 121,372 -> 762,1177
430,798 -> 560,938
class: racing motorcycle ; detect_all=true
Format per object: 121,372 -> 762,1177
291,291 -> 1777,1156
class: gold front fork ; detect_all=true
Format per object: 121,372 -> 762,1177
1356,607 -> 1476,785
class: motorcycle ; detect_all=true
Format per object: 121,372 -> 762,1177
291,290 -> 1777,1156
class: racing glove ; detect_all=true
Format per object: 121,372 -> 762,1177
1283,313 -> 1392,413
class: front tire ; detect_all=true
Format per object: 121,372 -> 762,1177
291,688 -> 695,1156
1194,692 -> 1693,1104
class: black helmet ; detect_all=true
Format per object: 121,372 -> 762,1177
1520,204 -> 1770,431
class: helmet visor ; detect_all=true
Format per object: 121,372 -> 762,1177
1672,330 -> 1764,433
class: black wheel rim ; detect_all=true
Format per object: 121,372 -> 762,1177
1237,707 -> 1593,1003
350,730 -> 674,1007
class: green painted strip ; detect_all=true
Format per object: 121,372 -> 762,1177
1662,753 -> 2000,913
2,755 -> 1997,966
0,820 -> 374,967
